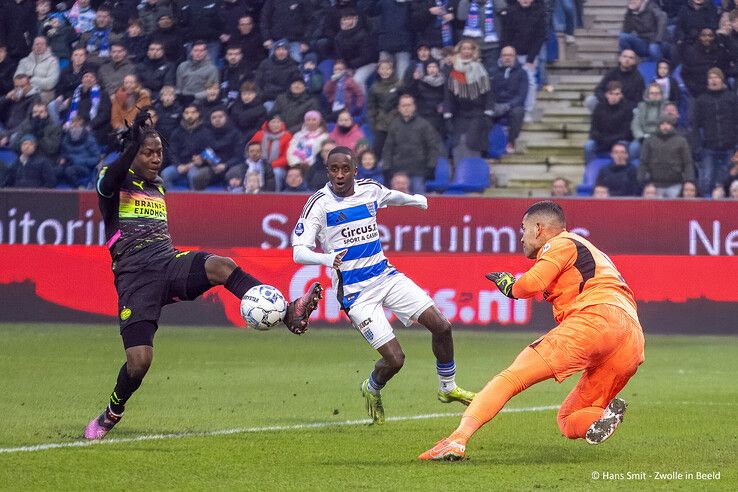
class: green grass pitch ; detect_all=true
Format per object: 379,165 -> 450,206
0,323 -> 736,490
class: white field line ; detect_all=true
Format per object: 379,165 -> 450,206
0,405 -> 559,455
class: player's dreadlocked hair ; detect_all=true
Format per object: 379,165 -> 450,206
112,106 -> 166,152
524,201 -> 566,227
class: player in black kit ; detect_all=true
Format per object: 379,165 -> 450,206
84,108 -> 323,440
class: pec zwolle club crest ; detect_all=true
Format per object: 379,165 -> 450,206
366,202 -> 376,217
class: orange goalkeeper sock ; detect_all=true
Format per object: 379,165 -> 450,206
450,347 -> 554,444
558,407 -> 605,439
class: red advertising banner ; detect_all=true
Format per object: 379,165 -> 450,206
1,245 -> 737,334
1,191 -> 738,255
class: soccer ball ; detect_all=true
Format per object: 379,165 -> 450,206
240,285 -> 287,330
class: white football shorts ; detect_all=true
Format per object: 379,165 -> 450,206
347,272 -> 434,350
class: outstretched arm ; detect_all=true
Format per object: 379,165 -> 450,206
382,190 -> 428,209
486,259 -> 561,299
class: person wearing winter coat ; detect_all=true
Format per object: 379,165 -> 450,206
162,103 -> 216,190
584,80 -> 635,163
629,83 -> 665,160
232,14 -> 267,75
323,60 -> 365,121
58,115 -> 100,187
411,0 -> 458,51
356,149 -> 385,184
150,13 -> 185,64
97,43 -> 136,95
618,0 -> 667,61
334,8 -> 377,91
225,140 -> 277,193
328,110 -> 366,151
153,85 -> 181,143
272,76 -> 322,134
250,114 -> 293,191
638,116 -> 694,197
456,0 -> 508,75
138,0 -> 172,36
13,100 -> 63,159
595,141 -> 641,197
43,13 -> 79,64
674,0 -> 718,48
175,42 -> 219,104
254,39 -> 301,102
588,49 -> 645,110
367,60 -> 402,157
406,59 -> 446,138
287,110 -> 329,168
651,60 -> 680,105
0,74 -> 39,140
14,36 -> 60,100
229,81 -> 267,143
488,46 -> 528,152
680,28 -> 726,97
0,134 -> 56,188
299,54 -> 324,98
365,0 -> 414,78
259,0 -> 311,62
220,45 -> 252,105
136,40 -> 176,94
205,108 -> 245,187
110,74 -> 152,131
63,70 -> 112,149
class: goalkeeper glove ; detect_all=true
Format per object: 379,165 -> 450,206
485,272 -> 517,299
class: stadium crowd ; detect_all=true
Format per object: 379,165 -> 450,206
0,0 -> 737,198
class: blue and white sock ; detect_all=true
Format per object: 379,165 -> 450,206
437,360 -> 457,393
366,373 -> 384,395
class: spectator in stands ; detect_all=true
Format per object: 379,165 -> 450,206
328,109 -> 366,151
122,18 -> 149,65
357,149 -> 384,183
138,0 -> 172,36
56,47 -> 89,103
13,101 -> 62,159
457,0 -> 507,74
221,45 -> 251,106
0,134 -> 56,188
176,0 -> 225,63
323,59 -> 365,122
14,36 -> 60,101
584,81 -> 635,163
162,102 -> 215,190
382,94 -> 439,194
254,39 -> 301,106
334,8 -> 377,92
679,179 -> 698,198
98,43 -> 135,95
219,0 -> 253,43
259,0 -> 310,63
630,82 -> 665,160
0,74 -> 39,143
619,0 -> 667,62
596,141 -> 641,197
674,0 -> 718,49
287,110 -> 329,169
200,83 -> 225,120
406,58 -> 446,138
638,115 -> 694,197
488,46 -> 528,154
410,0 -> 456,53
43,13 -> 78,67
550,176 -> 571,197
444,39 -> 493,165
64,70 -> 111,148
587,49 -> 644,111
251,113 -> 292,191
111,74 -> 152,131
0,0 -> 35,63
681,28 -> 726,98
67,0 -> 97,35
153,85 -> 181,143
501,0 -> 547,122
35,0 -> 53,34
719,149 -> 738,196
226,140 -> 277,193
282,166 -> 308,192
652,60 -> 680,104
299,54 -> 324,98
693,68 -> 738,195
401,44 -> 434,87
0,45 -> 17,97
305,139 -> 335,192
592,184 -> 610,198
367,59 -> 402,157
718,10 -> 738,89
109,0 -> 139,35
136,40 -> 175,94
229,81 -> 266,143
273,76 -> 321,134
205,108 -> 243,187
390,172 -> 411,193
366,0 -> 414,78
233,15 -> 267,75
176,41 -> 219,104
58,115 -> 99,188
728,179 -> 738,199
151,14 -> 184,64
80,5 -> 120,66
641,181 -> 658,198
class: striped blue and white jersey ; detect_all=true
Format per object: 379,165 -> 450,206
292,179 -> 398,309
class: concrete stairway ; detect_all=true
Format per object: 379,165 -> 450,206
487,0 -> 624,197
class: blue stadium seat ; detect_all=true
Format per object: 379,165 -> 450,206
445,157 -> 490,194
487,124 -> 508,159
361,123 -> 373,146
426,157 -> 451,193
638,61 -> 657,83
318,59 -> 335,82
0,147 -> 18,167
578,158 -> 611,196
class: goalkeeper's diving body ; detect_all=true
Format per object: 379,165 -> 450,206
291,146 -> 475,425
420,200 -> 645,460
84,108 -> 323,440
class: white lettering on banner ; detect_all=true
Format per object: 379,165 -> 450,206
288,265 -> 532,326
261,213 -> 289,249
687,220 -> 738,256
0,208 -> 105,246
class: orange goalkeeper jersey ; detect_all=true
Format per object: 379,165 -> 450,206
512,231 -> 638,323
